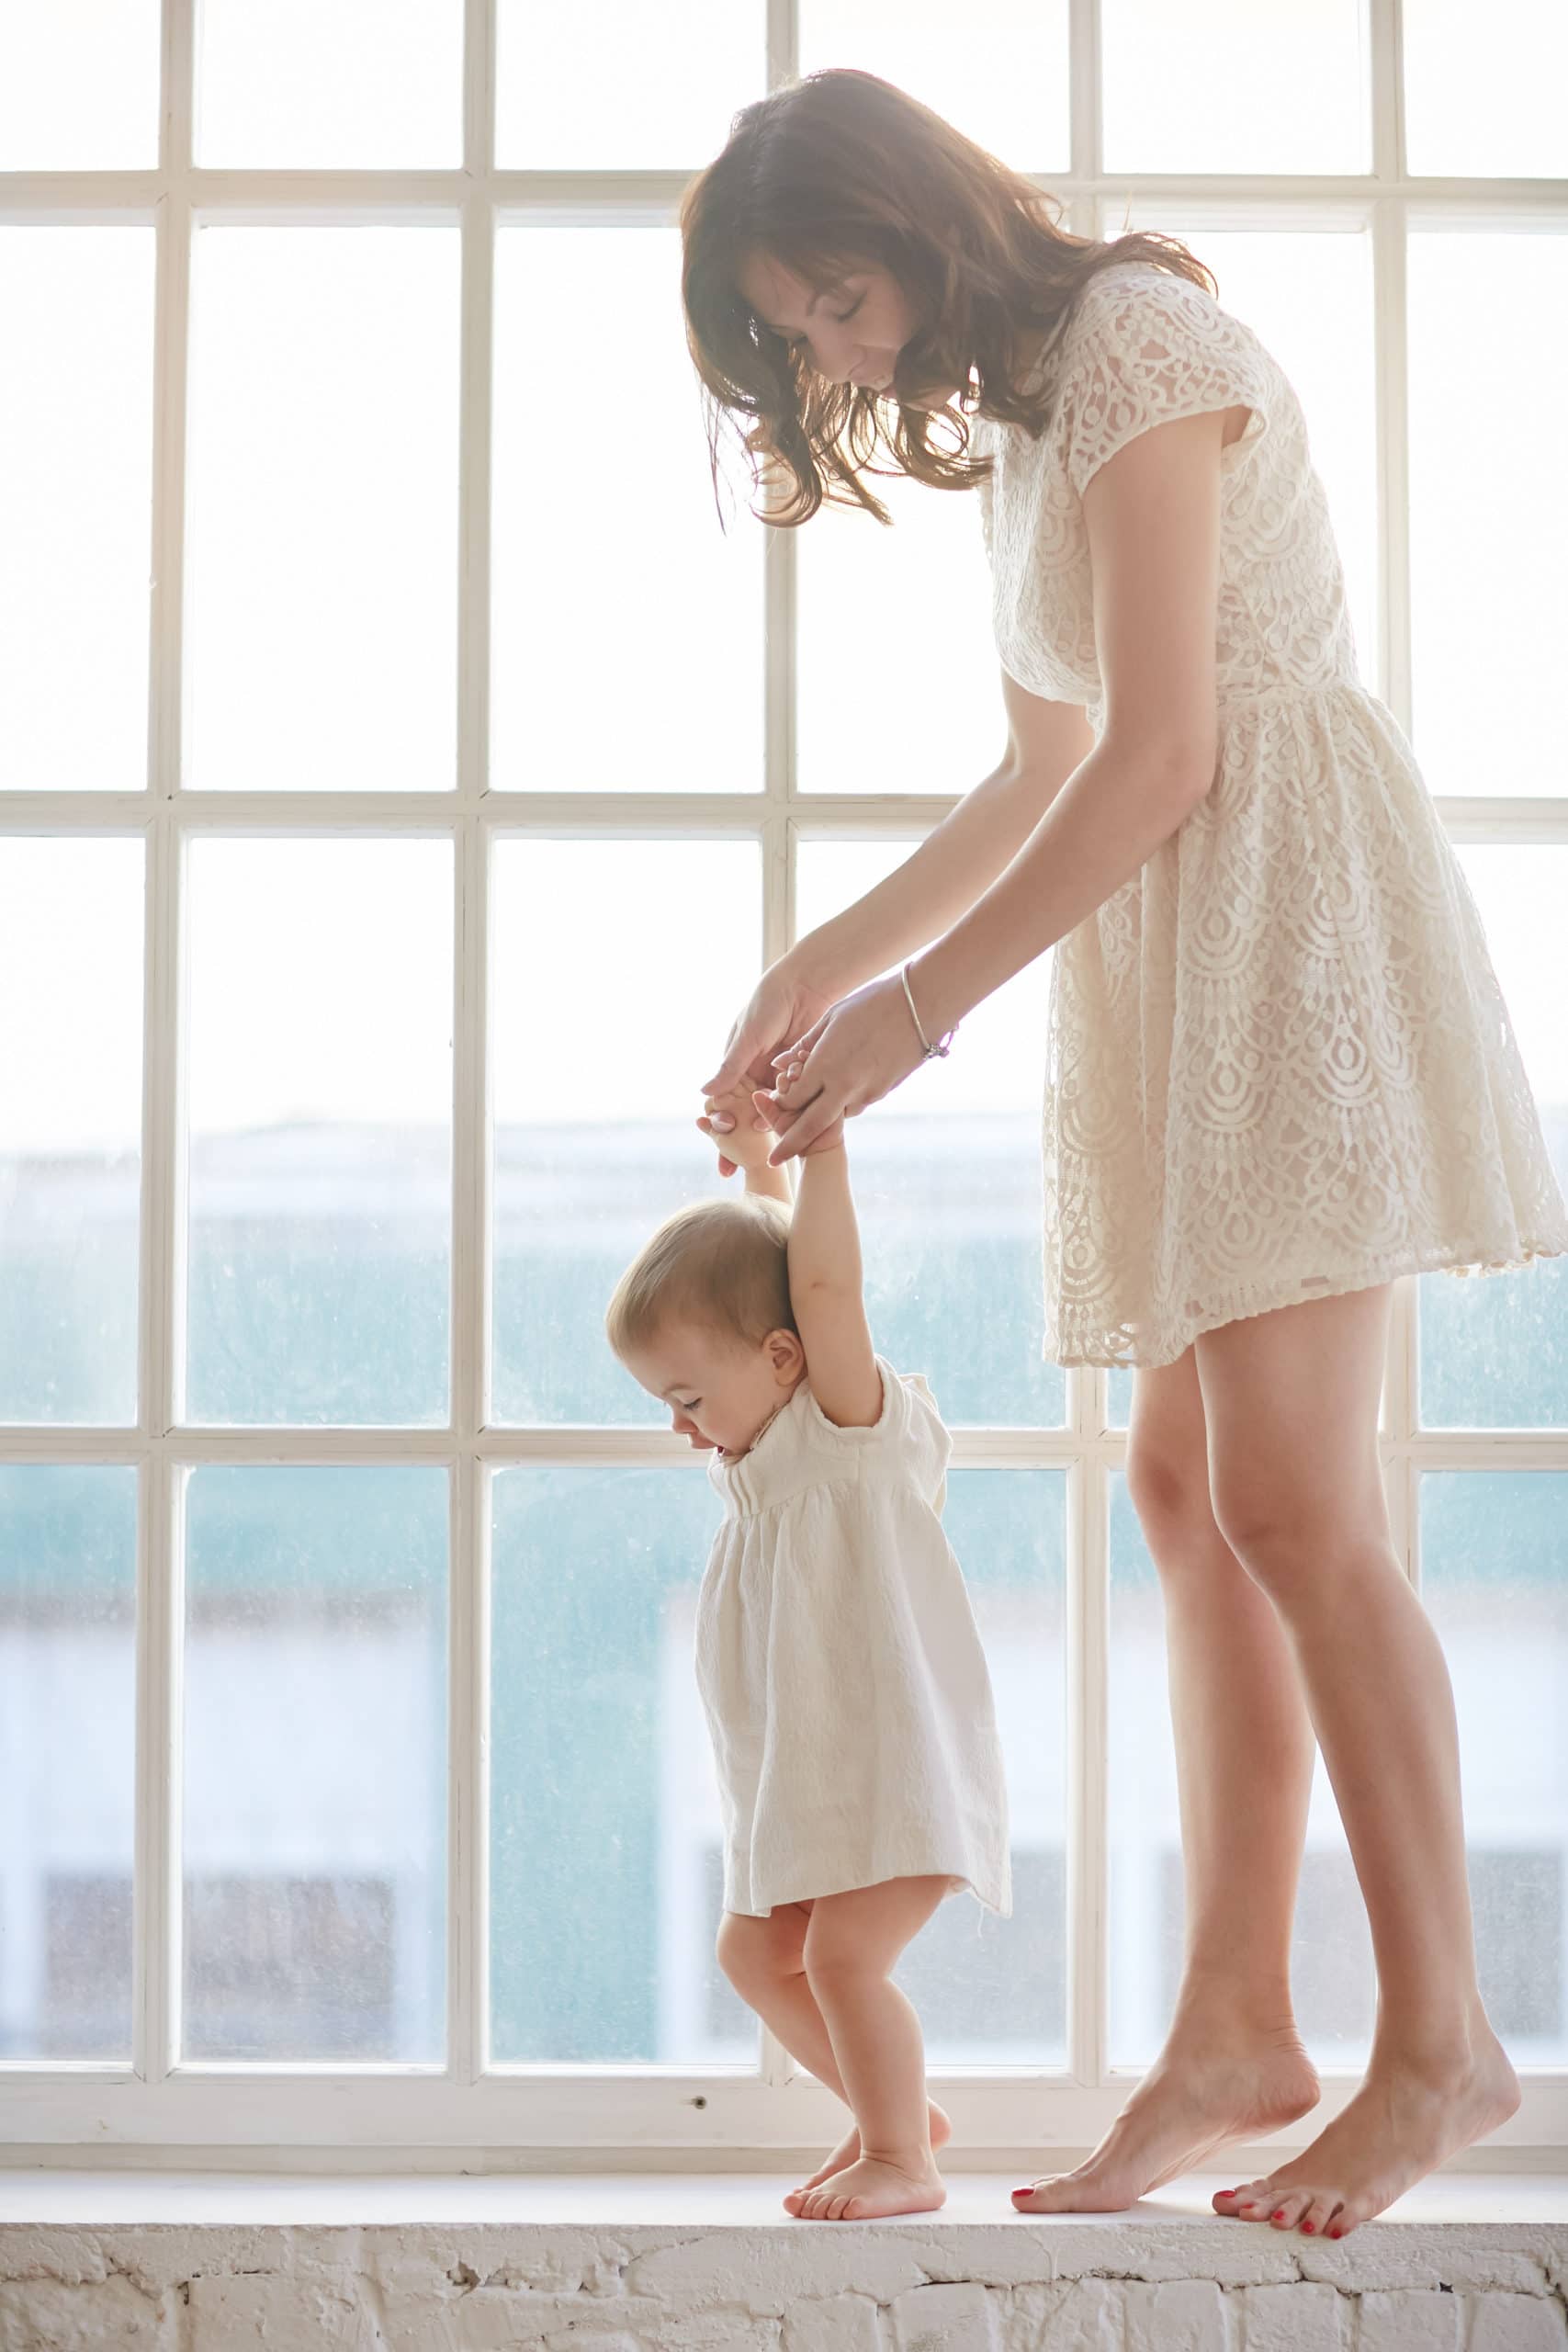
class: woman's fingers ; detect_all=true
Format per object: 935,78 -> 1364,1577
769,1101 -> 833,1164
772,1017 -> 828,1068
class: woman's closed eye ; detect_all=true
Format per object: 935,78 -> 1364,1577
788,296 -> 863,353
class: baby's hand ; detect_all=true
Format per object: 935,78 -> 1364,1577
697,1076 -> 777,1175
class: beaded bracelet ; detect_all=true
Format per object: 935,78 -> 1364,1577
900,959 -> 958,1059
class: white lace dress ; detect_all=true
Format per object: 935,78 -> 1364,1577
968,255 -> 1568,1370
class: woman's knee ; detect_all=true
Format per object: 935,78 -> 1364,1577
1124,1432 -> 1210,1539
1208,1464 -> 1391,1601
1122,1351 -> 1232,1572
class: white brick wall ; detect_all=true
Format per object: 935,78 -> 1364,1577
1,2218 -> 1566,2350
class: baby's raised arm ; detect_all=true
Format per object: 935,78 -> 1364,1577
697,1075 -> 880,1428
773,1121 -> 882,1431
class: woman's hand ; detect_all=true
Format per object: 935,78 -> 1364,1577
759,969 -> 930,1165
700,957 -> 841,1177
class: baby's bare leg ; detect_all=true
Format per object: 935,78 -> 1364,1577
794,1874 -> 953,2221
716,1905 -> 951,2206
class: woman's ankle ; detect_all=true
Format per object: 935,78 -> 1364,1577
1165,1974 -> 1305,2049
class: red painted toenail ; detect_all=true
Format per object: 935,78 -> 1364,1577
1271,2210 -> 1285,2221
1329,2227 -> 1344,2239
1302,2221 -> 1315,2233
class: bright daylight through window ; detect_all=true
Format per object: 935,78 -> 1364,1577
0,0 -> 1564,2164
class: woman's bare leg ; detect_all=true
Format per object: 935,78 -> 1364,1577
1013,1347 -> 1321,2212
715,1902 -> 952,2210
1195,1284 -> 1517,2236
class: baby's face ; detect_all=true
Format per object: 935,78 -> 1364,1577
621,1319 -> 804,1459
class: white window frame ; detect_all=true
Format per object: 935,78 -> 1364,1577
2,0 -> 1566,2165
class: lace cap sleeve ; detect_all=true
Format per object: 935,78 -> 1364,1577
1056,264 -> 1270,503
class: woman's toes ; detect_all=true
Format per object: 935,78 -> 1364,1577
1268,2191 -> 1306,2230
1298,2192 -> 1342,2238
1221,2180 -> 1266,2219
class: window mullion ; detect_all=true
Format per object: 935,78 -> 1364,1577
1070,0 -> 1102,191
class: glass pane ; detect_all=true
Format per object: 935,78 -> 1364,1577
1409,232 -> 1568,797
1109,1473 -> 1375,2067
797,0 -> 1069,173
186,227 -> 460,793
0,0 -> 159,167
892,1469 -> 1066,2066
182,1465 -> 446,2062
197,0 -> 462,165
1102,222 -> 1379,699
490,1464 -> 1064,2067
1103,0 -> 1370,175
0,839 -> 142,1424
1419,845 -> 1568,1427
495,0 -> 763,168
1404,0 -> 1568,177
0,230 -> 154,792
491,838 -> 761,1424
795,840 -> 1063,1426
491,227 -> 764,795
1422,1473 -> 1568,2065
491,1464 -> 752,2064
797,457 -> 1000,798
185,838 -> 452,1426
0,1467 -> 136,2058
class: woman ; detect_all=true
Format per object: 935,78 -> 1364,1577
681,68 -> 1568,2235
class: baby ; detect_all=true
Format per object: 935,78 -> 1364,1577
604,1072 -> 1010,2222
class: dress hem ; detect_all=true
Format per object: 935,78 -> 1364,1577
724,1862 -> 1012,1922
1046,1228 -> 1568,1374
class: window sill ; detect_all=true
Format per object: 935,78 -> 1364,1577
1,2172 -> 1565,2348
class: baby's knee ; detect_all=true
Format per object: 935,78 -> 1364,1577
716,1908 -> 797,1993
801,1935 -> 879,1998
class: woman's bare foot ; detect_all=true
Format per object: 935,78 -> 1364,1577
786,2100 -> 951,2211
1011,2022 -> 1320,2213
1214,2020 -> 1520,2238
791,2153 -> 946,2222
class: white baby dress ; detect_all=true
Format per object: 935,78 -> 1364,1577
695,1352 -> 1011,1919
967,254 -> 1568,1369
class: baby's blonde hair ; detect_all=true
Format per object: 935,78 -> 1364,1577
605,1194 -> 796,1362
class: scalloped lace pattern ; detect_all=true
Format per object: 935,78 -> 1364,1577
968,261 -> 1568,1367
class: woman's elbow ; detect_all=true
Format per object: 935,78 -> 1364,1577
1110,729 -> 1218,817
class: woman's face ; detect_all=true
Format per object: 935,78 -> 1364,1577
738,251 -> 949,401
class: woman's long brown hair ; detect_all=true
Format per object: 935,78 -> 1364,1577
680,67 -> 1214,527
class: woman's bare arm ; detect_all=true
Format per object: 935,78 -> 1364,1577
799,679 -> 1096,1000
903,407 -> 1227,1039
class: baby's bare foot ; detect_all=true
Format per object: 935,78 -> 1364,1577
1011,2026 -> 1319,2214
1215,2022 -> 1519,2238
785,2101 -> 951,2211
792,2154 -> 946,2222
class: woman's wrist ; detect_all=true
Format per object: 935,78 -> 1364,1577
901,948 -> 968,1057
781,922 -> 859,1005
